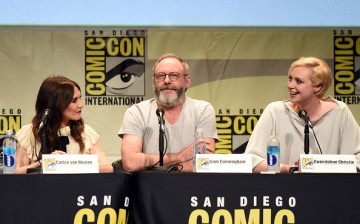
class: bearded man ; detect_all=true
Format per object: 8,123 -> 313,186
118,53 -> 218,172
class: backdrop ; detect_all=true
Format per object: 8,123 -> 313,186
1,27 -> 359,161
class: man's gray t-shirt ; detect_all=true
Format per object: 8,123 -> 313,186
118,97 -> 218,154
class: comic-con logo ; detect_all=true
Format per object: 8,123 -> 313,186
43,158 -> 57,171
197,157 -> 210,170
85,30 -> 146,97
333,30 -> 360,104
301,157 -> 314,169
216,114 -> 261,154
0,109 -> 22,135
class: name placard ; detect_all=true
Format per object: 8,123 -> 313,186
195,154 -> 252,173
42,154 -> 99,174
299,154 -> 357,173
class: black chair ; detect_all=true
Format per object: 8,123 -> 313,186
112,159 -> 125,172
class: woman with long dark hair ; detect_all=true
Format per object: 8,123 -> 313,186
16,75 -> 113,173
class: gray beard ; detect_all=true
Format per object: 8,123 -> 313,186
155,87 -> 185,108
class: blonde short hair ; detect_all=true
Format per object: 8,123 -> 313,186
288,57 -> 332,98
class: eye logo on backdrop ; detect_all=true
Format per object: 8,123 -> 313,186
84,29 -> 146,106
105,58 -> 145,95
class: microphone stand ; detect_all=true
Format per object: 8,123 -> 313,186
159,125 -> 164,166
149,117 -> 178,173
304,124 -> 309,154
41,127 -> 48,156
27,126 -> 48,174
290,124 -> 310,174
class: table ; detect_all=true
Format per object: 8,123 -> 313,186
129,172 -> 360,224
0,172 -> 130,224
1,172 -> 359,224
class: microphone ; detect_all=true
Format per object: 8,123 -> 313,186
39,109 -> 51,130
298,110 -> 313,129
156,108 -> 165,133
298,110 -> 323,154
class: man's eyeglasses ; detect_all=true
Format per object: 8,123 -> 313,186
154,72 -> 184,82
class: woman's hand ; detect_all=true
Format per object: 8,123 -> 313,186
51,150 -> 67,155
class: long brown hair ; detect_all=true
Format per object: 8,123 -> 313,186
32,76 -> 85,155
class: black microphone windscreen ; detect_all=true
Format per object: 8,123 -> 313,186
298,110 -> 313,128
298,110 -> 306,117
39,109 -> 51,129
42,109 -> 51,117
